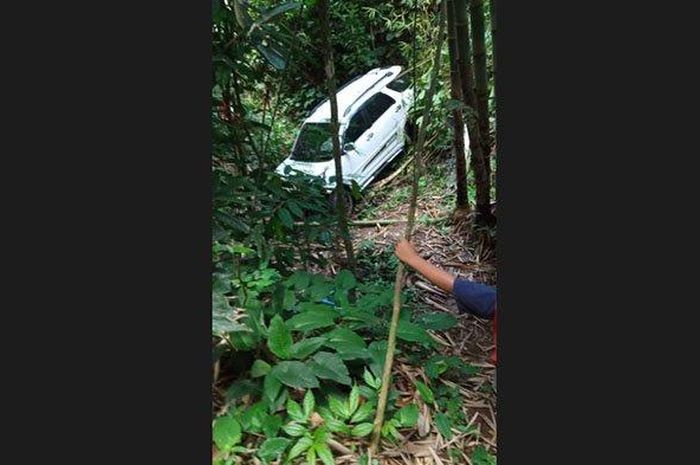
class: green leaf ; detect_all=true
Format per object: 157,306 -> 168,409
362,368 -> 380,390
258,2 -> 301,24
213,416 -> 241,450
287,309 -> 337,332
471,445 -> 497,465
306,446 -> 317,465
396,320 -> 432,343
287,398 -> 305,421
309,352 -> 352,386
348,385 -> 360,415
257,437 -> 291,462
396,404 -> 419,428
251,359 -> 271,378
282,421 -> 307,437
335,269 -> 357,290
328,395 -> 350,420
351,422 -> 374,437
303,389 -> 315,419
324,417 -> 350,434
435,412 -> 453,440
288,436 -> 313,460
241,402 -> 268,433
263,373 -> 282,405
419,312 -> 458,331
415,381 -> 435,404
262,414 -> 282,438
315,442 -> 336,465
324,328 -> 368,360
268,315 -> 293,359
278,207 -> 293,228
350,401 -> 374,423
290,337 -> 327,360
286,271 -> 311,290
271,361 -> 319,389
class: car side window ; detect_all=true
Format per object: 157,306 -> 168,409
363,93 -> 396,126
345,109 -> 371,142
345,93 -> 396,142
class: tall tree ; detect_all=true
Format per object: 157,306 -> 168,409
490,0 -> 497,76
318,0 -> 356,271
470,0 -> 491,166
447,0 -> 470,212
453,0 -> 494,223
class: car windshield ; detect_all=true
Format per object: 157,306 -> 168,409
290,123 -> 335,162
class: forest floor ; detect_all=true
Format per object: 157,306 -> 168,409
326,157 -> 498,464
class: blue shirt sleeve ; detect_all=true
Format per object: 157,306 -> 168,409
453,278 -> 496,319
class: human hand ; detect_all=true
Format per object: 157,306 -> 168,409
395,238 -> 418,264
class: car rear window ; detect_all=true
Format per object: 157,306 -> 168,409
386,76 -> 410,92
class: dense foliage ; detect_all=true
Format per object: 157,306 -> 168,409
212,1 -> 497,464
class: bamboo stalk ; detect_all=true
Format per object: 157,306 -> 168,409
369,3 -> 447,454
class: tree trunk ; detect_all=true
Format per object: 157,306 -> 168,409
447,0 -> 469,212
470,0 -> 491,164
453,0 -> 494,224
490,0 -> 497,76
318,0 -> 356,272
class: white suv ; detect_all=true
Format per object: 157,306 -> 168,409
276,66 -> 414,200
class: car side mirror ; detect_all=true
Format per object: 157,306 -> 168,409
343,142 -> 355,153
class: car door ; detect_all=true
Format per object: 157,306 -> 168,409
352,93 -> 399,186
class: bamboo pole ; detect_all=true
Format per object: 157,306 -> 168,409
369,3 -> 447,454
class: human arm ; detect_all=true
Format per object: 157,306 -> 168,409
394,239 -> 456,293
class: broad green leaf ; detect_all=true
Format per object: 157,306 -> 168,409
396,404 -> 419,428
419,312 -> 458,331
309,352 -> 352,386
435,412 -> 453,440
415,381 -> 435,404
303,389 -> 315,419
286,271 -> 310,290
348,385 -> 360,415
268,315 -> 292,359
287,398 -> 305,421
257,437 -> 291,462
335,269 -> 357,290
263,373 -> 282,405
328,395 -> 350,420
288,436 -> 313,460
351,422 -> 374,437
213,416 -> 241,450
324,417 -> 350,434
287,309 -> 337,332
324,328 -> 368,360
262,414 -> 282,438
315,442 -> 336,465
350,401 -> 374,423
271,361 -> 319,389
251,359 -> 271,378
381,420 -> 399,440
282,421 -> 307,437
290,337 -> 327,360
396,320 -> 432,343
241,401 -> 268,433
306,447 -> 317,465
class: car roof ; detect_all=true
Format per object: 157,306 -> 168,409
305,65 -> 403,124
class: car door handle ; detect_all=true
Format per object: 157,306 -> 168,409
366,132 -> 374,140
395,105 -> 402,112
